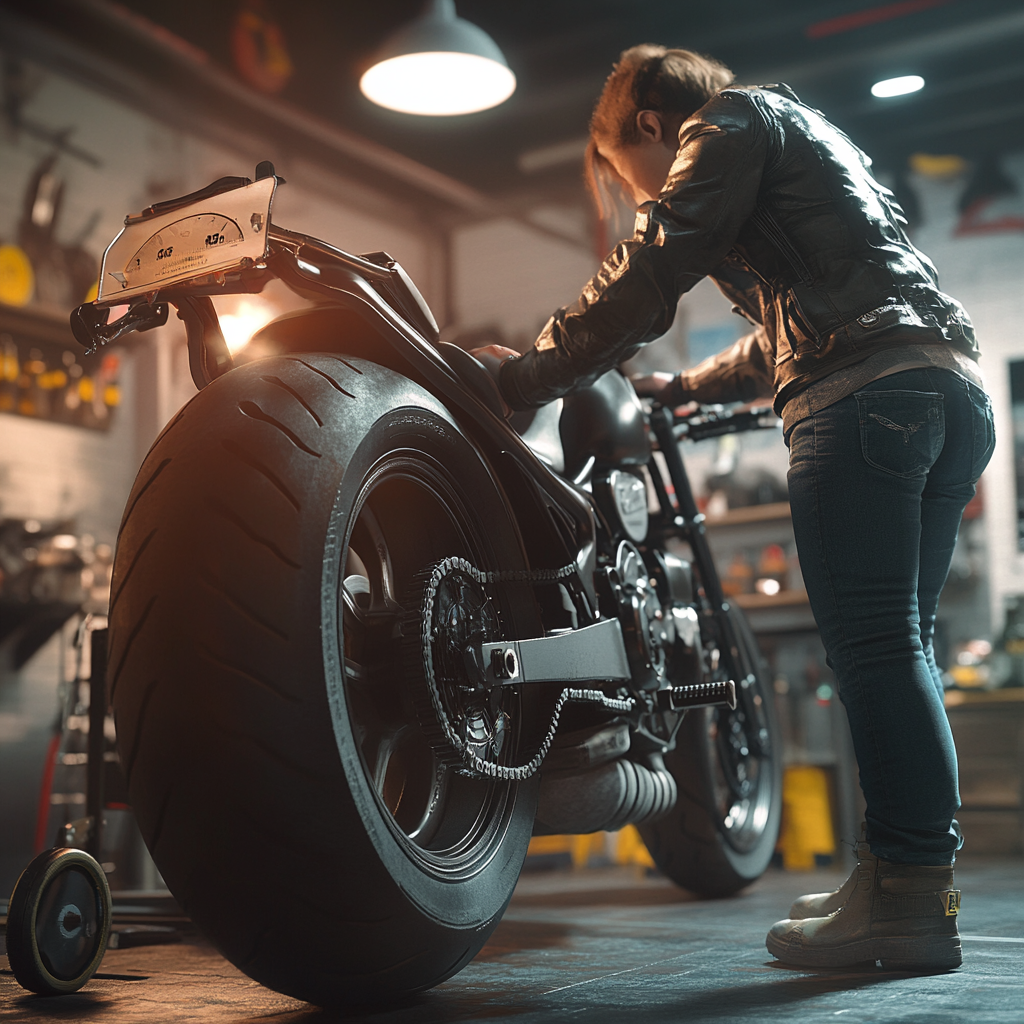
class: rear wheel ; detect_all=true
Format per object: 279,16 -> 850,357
109,355 -> 540,1006
639,605 -> 782,896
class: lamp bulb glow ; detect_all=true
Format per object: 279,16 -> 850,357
871,75 -> 924,98
360,51 -> 516,116
219,299 -> 277,355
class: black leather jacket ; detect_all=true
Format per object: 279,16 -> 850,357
500,84 -> 978,415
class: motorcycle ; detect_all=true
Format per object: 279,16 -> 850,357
71,163 -> 782,1007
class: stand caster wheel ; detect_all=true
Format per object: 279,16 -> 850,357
6,848 -> 112,995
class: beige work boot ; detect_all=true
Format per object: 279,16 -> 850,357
789,836 -> 870,919
767,849 -> 962,971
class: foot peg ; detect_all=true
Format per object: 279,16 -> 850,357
657,679 -> 736,711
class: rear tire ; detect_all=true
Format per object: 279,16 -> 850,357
639,606 -> 782,897
109,355 -> 540,1006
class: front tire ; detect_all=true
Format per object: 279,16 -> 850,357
639,605 -> 782,897
109,355 -> 540,1006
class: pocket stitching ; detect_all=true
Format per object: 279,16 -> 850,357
857,393 -> 944,478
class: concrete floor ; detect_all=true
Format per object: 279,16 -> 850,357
2,857 -> 1021,1023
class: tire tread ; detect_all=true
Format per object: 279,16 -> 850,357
238,401 -> 322,457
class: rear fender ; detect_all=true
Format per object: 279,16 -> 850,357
245,301 -> 598,613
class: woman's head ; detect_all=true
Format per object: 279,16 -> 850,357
587,45 -> 734,209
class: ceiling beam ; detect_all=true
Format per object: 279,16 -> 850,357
749,6 -> 1024,87
0,0 -> 596,251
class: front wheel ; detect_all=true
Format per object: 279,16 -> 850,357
639,605 -> 782,897
109,355 -> 541,1006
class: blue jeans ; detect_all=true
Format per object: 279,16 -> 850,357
787,368 -> 995,865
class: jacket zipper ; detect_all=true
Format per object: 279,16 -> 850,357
751,206 -> 823,345
752,207 -> 814,286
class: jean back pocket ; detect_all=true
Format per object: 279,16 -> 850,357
856,390 -> 945,478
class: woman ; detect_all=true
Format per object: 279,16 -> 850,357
477,45 -> 993,971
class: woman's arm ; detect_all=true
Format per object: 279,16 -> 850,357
501,91 -> 769,410
632,325 -> 775,407
675,325 -> 775,404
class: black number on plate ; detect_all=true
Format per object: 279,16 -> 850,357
205,233 -> 225,247
156,246 -> 174,259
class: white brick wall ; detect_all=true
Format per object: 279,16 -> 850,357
452,216 -> 598,347
0,62 -> 442,887
909,157 -> 1024,632
0,63 -> 435,546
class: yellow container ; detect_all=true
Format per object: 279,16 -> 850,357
777,765 -> 836,870
525,827 -> 654,868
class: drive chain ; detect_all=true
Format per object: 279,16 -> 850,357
416,556 -> 635,781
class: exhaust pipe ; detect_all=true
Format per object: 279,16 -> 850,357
533,743 -> 677,836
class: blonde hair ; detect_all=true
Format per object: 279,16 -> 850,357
585,44 -> 734,216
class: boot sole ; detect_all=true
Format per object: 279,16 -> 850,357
766,932 -> 962,972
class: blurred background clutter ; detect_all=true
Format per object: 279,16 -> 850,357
2,0 -> 1024,900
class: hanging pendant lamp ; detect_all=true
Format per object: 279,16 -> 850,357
360,0 -> 516,116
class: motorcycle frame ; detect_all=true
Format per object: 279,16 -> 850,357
73,214 -> 777,730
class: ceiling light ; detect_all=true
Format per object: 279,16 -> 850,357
871,75 -> 925,98
360,0 -> 515,116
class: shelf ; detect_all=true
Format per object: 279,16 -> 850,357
945,688 -> 1024,707
732,588 -> 809,610
704,501 -> 792,527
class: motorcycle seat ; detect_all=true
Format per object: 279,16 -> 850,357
436,343 -> 565,474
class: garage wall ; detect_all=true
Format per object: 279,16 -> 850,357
908,156 -> 1024,633
0,61 -> 439,893
451,215 -> 598,347
0,60 -> 435,546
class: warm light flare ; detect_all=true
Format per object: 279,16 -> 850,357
219,299 -> 277,355
360,51 -> 516,116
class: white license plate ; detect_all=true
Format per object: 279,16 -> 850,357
97,177 -> 277,303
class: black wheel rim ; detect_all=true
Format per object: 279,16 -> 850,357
338,454 -> 518,880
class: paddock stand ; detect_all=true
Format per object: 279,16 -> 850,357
5,628 -> 184,996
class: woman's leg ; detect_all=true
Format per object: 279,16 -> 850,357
787,370 -> 967,865
917,371 -> 996,704
913,372 -> 996,857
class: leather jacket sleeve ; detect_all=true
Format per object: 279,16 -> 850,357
676,325 -> 775,404
501,92 -> 768,410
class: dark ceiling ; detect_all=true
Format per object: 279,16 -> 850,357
8,0 -> 1024,207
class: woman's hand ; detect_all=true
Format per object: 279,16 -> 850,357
630,371 -> 676,397
469,344 -> 519,417
630,371 -> 698,414
629,370 -> 682,402
470,344 -> 520,366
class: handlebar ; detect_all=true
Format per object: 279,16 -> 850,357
668,403 -> 780,443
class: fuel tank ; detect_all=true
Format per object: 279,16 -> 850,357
560,369 -> 651,477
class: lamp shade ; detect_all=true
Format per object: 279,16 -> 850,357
360,0 -> 516,116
